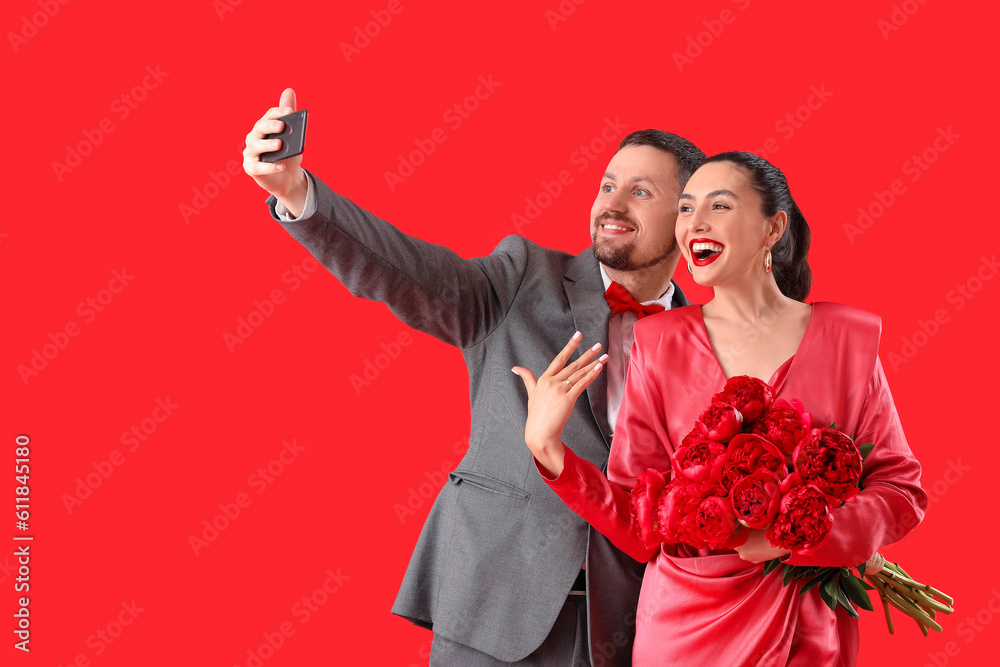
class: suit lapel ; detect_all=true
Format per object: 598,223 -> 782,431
564,249 -> 612,448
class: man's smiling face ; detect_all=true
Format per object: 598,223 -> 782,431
590,144 -> 682,272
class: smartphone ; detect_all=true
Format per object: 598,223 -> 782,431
260,109 -> 308,163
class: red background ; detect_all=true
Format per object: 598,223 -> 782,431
4,0 -> 998,665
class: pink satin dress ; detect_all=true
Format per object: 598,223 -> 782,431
546,303 -> 927,666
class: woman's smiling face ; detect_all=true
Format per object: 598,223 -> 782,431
677,161 -> 785,288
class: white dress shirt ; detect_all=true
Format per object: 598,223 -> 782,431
598,264 -> 674,435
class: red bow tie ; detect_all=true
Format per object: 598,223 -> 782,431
604,281 -> 665,319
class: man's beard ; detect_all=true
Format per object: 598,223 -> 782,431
592,213 -> 678,271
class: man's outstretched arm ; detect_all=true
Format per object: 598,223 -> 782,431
243,88 -> 528,348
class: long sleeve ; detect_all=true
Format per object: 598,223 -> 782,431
542,333 -> 675,563
541,447 -> 654,563
784,356 -> 927,567
267,170 -> 532,348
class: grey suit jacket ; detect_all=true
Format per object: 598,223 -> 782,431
268,172 -> 687,664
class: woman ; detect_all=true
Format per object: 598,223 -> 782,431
513,152 -> 927,666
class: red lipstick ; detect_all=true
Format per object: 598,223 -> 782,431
689,238 -> 725,267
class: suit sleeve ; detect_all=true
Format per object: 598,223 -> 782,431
267,170 -> 528,348
540,332 -> 674,563
784,356 -> 928,567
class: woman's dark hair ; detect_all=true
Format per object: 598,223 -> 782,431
618,130 -> 706,186
704,151 -> 812,302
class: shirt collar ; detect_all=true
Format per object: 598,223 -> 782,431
598,263 -> 675,311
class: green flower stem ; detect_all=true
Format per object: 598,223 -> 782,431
871,577 -> 943,633
881,564 -> 954,605
879,591 -> 895,634
876,575 -> 954,615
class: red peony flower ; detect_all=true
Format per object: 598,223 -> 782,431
765,484 -> 835,553
696,402 -> 743,443
718,434 -> 788,492
630,469 -> 667,547
673,431 -> 728,483
751,405 -> 807,456
712,375 -> 774,425
730,469 -> 783,530
693,495 -> 748,550
657,476 -> 718,546
792,428 -> 863,503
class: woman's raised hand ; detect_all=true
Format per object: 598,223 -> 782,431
512,332 -> 607,478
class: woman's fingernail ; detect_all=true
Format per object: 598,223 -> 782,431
511,368 -> 519,375
572,331 -> 582,341
591,342 -> 601,351
599,354 -> 609,362
594,363 -> 602,372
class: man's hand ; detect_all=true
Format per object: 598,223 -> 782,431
512,333 -> 607,478
243,87 -> 308,217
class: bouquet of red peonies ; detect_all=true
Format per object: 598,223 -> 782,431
631,375 -> 954,634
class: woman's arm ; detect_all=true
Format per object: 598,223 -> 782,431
516,331 -> 674,563
783,356 -> 928,567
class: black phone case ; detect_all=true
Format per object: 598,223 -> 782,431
260,109 -> 308,163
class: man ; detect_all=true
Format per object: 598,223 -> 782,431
243,88 -> 705,666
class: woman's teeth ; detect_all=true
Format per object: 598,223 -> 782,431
691,241 -> 724,260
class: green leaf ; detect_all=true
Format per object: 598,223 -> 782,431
782,565 -> 794,587
762,559 -> 782,576
837,582 -> 858,618
834,583 -> 860,618
828,422 -> 837,429
818,584 -> 837,611
798,571 -> 831,596
859,442 -> 875,461
857,561 -> 866,578
842,573 -> 875,611
822,575 -> 839,600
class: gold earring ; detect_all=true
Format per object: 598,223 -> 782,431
763,247 -> 772,273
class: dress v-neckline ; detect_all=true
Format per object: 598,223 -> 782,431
695,303 -> 817,391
